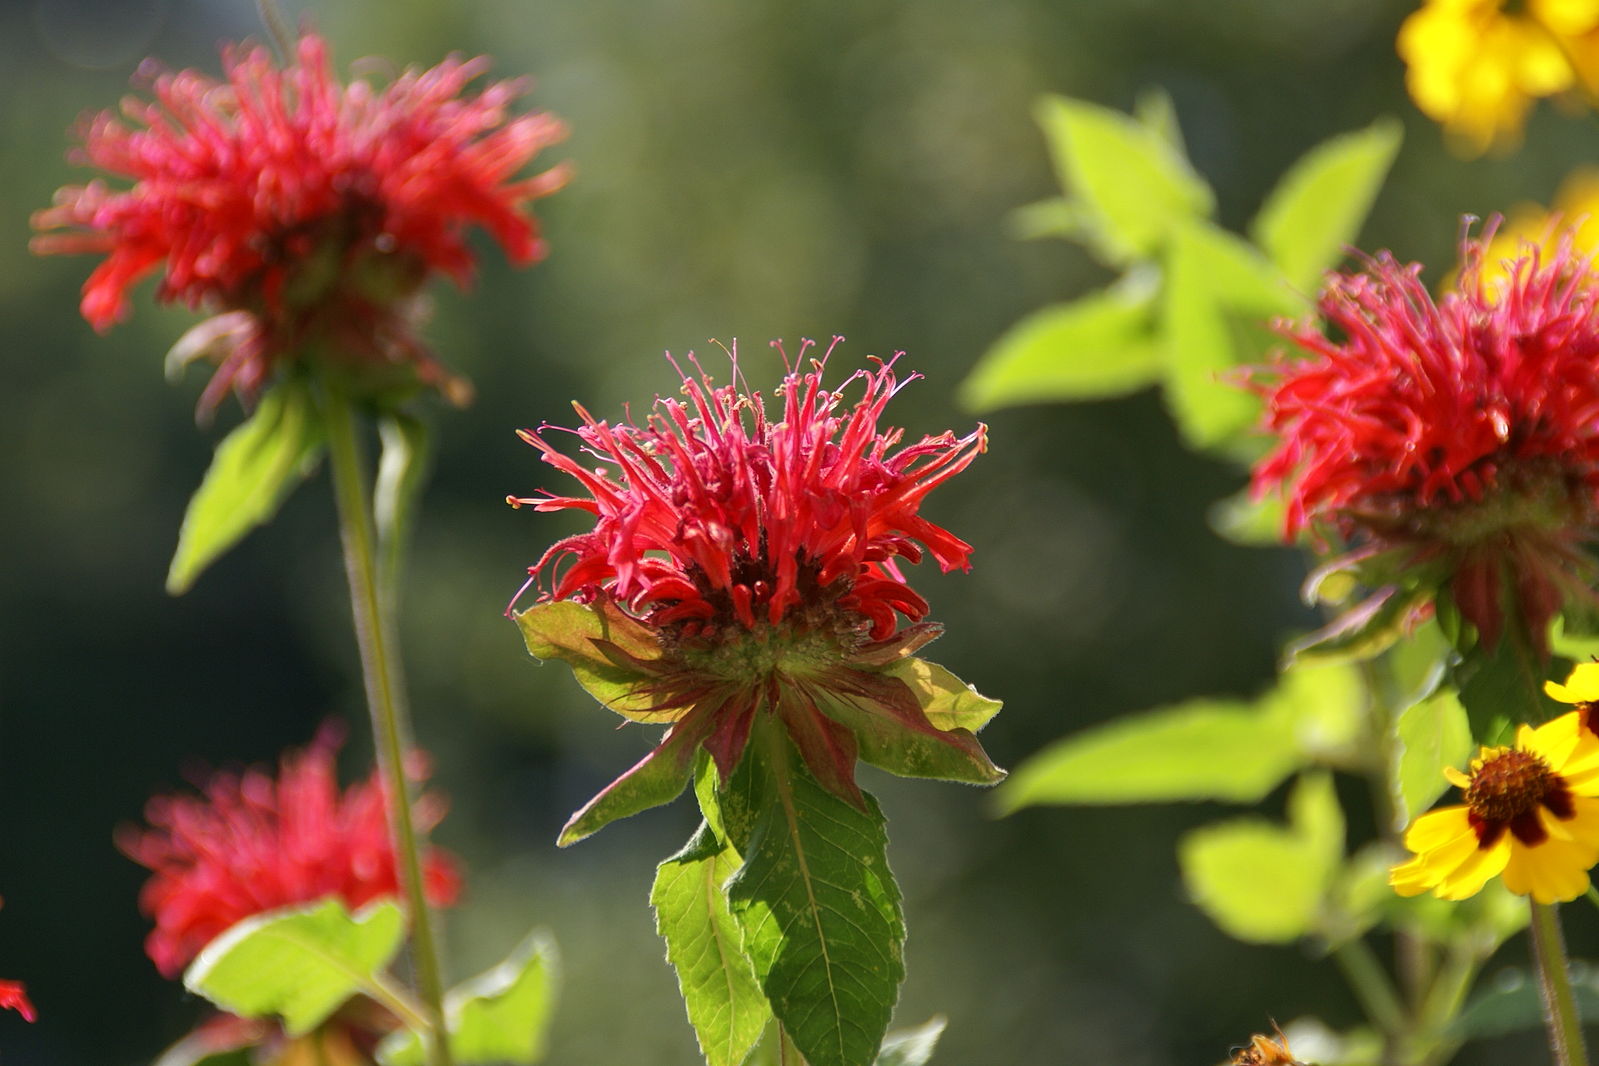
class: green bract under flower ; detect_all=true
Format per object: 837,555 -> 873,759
509,341 -> 1004,843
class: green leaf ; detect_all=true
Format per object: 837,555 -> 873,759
875,1016 -> 947,1066
514,598 -> 672,719
652,823 -> 770,1066
557,723 -> 700,846
183,898 -> 405,1036
1033,94 -> 1214,265
727,747 -> 906,1066
1206,485 -> 1287,548
1160,220 -> 1301,453
960,275 -> 1162,412
1453,625 -> 1560,745
378,931 -> 559,1066
1250,118 -> 1402,293
374,412 -> 430,600
1394,691 -> 1473,824
880,658 -> 1003,734
1285,585 -> 1434,668
166,379 -> 323,594
1005,198 -> 1093,242
996,697 -> 1299,812
1179,773 -> 1343,943
1262,660 -> 1366,766
1450,966 -> 1599,1039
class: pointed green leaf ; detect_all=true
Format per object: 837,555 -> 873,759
880,658 -> 1002,734
1179,773 -> 1343,943
1207,485 -> 1287,548
960,278 -> 1161,411
183,898 -> 405,1036
1285,585 -> 1434,668
728,753 -> 906,1066
875,1016 -> 947,1066
1453,625 -> 1559,745
1450,967 -> 1599,1039
375,412 -> 431,599
652,823 -> 770,1066
1006,198 -> 1093,242
515,599 -> 672,719
1034,94 -> 1214,265
378,931 -> 559,1066
997,697 -> 1298,812
167,379 -> 323,594
1251,118 -> 1402,293
1161,220 -> 1301,453
1395,691 -> 1473,824
558,724 -> 700,846
1261,660 -> 1366,766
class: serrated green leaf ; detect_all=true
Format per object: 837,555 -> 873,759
651,823 -> 770,1066
1453,626 -> 1559,745
1161,220 -> 1301,453
514,598 -> 672,719
1179,773 -> 1343,943
997,697 -> 1299,812
1034,94 -> 1214,265
167,379 -> 323,594
960,278 -> 1162,412
727,745 -> 906,1066
1395,691 -> 1473,825
557,722 -> 700,846
1450,966 -> 1599,1039
874,1016 -> 946,1066
378,931 -> 559,1066
183,899 -> 405,1036
1251,118 -> 1402,293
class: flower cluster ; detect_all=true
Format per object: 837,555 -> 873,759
512,342 -> 1000,835
1250,228 -> 1599,654
1398,0 -> 1599,153
1391,664 -> 1599,903
119,725 -> 461,977
31,31 -> 568,416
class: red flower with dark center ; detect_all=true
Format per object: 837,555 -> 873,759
32,31 -> 568,416
510,340 -> 1003,842
118,725 -> 461,977
1250,227 -> 1599,652
0,980 -> 33,1023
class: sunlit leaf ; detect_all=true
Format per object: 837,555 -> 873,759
514,598 -> 672,719
167,378 -> 322,594
1179,773 -> 1343,943
875,1016 -> 947,1066
652,823 -> 769,1066
1033,94 -> 1213,265
727,749 -> 905,1066
1394,691 -> 1473,825
183,899 -> 405,1037
378,931 -> 559,1066
960,276 -> 1162,411
1207,484 -> 1287,548
1250,118 -> 1402,293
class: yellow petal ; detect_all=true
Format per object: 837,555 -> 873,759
1526,713 -> 1582,769
1546,662 -> 1599,703
1501,836 -> 1595,902
1404,807 -> 1475,851
1436,837 -> 1512,899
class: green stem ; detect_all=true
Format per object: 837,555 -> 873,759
1333,937 -> 1406,1034
321,386 -> 455,1066
365,971 -> 435,1035
1530,900 -> 1589,1066
778,1025 -> 807,1066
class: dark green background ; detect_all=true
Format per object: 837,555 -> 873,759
3,0 -> 1596,1062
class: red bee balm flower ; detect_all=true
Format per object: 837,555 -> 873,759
1250,229 -> 1599,654
511,341 -> 1004,844
31,31 -> 568,415
0,981 -> 33,1022
119,727 -> 461,977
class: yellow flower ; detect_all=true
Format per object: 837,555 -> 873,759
1476,168 -> 1599,288
1390,712 -> 1599,903
1398,0 -> 1598,154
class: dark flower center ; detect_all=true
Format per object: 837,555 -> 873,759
1465,747 -> 1573,847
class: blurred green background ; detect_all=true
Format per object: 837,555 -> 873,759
4,0 -> 1597,1062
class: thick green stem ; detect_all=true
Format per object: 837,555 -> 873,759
1530,900 -> 1589,1066
321,388 -> 455,1066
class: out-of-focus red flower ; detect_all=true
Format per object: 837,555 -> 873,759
32,31 -> 568,416
0,980 -> 34,1022
512,341 -> 1000,829
119,725 -> 461,978
1250,227 -> 1599,653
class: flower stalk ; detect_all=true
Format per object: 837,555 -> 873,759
321,382 -> 454,1066
1530,900 -> 1589,1066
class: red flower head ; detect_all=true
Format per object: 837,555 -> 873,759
1251,225 -> 1599,654
119,725 -> 462,978
511,340 -> 1003,844
32,31 -> 568,416
0,981 -> 32,1023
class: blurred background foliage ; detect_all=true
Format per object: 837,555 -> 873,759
4,0 -> 1597,1062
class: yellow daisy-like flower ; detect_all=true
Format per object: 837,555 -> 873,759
1398,0 -> 1597,154
1476,168 -> 1599,289
1390,712 -> 1599,903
